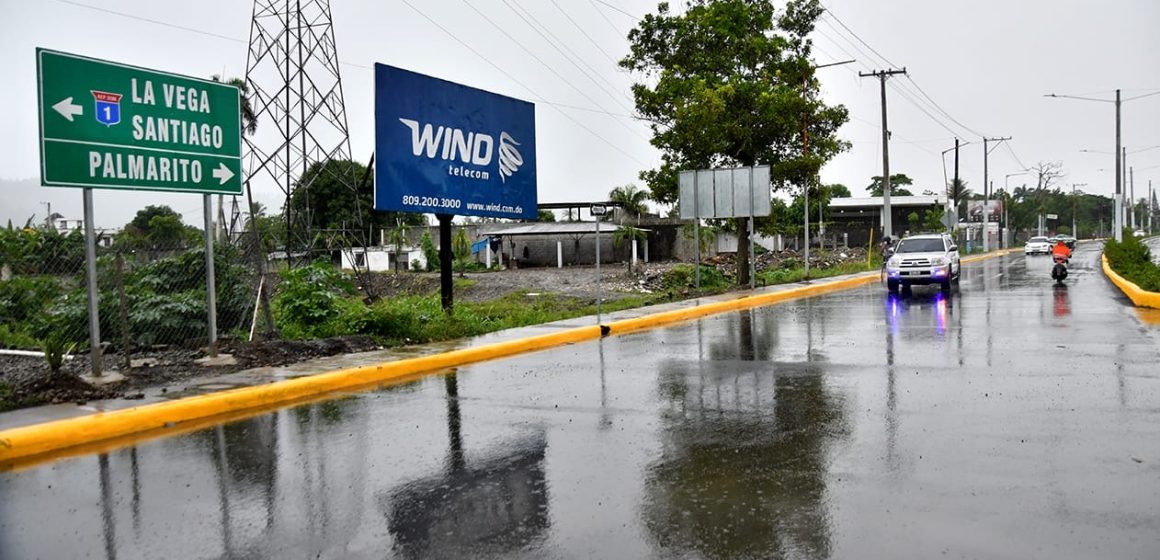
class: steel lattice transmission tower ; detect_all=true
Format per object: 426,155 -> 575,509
242,0 -> 365,254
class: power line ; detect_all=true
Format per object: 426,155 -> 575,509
51,0 -> 654,161
1124,90 -> 1160,102
590,0 -> 639,22
817,10 -> 989,140
458,0 -> 649,143
400,0 -> 651,167
501,0 -> 636,111
822,9 -> 899,69
52,0 -> 244,43
550,0 -> 622,66
588,0 -> 628,37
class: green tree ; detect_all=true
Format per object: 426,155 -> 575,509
922,206 -> 945,232
622,0 -> 848,286
120,205 -> 198,249
866,174 -> 914,197
387,219 -> 410,274
537,209 -> 556,222
947,178 -> 972,221
907,211 -> 920,232
452,227 -> 470,277
827,183 -> 852,198
419,230 -> 439,271
609,184 -> 649,223
286,159 -> 424,250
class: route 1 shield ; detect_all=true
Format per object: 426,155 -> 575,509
91,90 -> 121,126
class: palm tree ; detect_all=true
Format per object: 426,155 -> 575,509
212,75 -> 258,136
947,178 -> 972,220
608,185 -> 648,223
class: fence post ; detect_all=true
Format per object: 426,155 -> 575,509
115,251 -> 131,371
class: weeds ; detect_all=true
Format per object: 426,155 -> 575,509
42,335 -> 75,375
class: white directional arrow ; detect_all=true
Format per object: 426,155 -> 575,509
211,163 -> 235,185
52,97 -> 84,122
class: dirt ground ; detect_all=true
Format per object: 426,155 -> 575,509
0,249 -> 867,412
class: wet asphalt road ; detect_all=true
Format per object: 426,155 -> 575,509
2,242 -> 1159,559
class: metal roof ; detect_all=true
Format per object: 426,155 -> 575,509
485,222 -> 632,236
829,195 -> 947,208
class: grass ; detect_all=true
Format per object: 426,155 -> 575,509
273,259 -> 880,349
757,261 -> 878,286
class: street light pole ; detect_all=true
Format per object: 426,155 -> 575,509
982,137 -> 1011,252
1071,183 -> 1087,237
799,59 -> 855,280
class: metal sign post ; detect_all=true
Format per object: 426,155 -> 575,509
203,194 -> 218,357
82,188 -> 102,376
591,204 -> 607,323
38,48 -> 245,368
694,175 -> 701,291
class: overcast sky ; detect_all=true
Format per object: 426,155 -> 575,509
2,0 -> 1158,229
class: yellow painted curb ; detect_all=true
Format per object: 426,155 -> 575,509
0,248 -> 1015,469
1102,254 -> 1160,309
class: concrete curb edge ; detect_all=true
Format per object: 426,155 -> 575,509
1101,254 -> 1160,309
0,249 -> 1014,468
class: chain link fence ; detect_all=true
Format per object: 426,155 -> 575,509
0,226 -> 260,366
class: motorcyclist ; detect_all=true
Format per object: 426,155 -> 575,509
1052,239 -> 1072,262
881,236 -> 895,260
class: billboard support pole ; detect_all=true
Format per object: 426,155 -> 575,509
694,173 -> 701,291
83,188 -> 102,377
595,217 -> 602,323
438,214 -> 454,314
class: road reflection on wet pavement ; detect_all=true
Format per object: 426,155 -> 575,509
2,243 -> 1158,559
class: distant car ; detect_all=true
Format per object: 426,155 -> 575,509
1133,229 -> 1145,237
1024,236 -> 1051,255
885,234 -> 961,292
1056,235 -> 1077,248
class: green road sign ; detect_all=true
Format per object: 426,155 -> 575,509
36,48 -> 243,194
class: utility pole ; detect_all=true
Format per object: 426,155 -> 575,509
953,138 -> 960,228
1115,89 -> 1122,241
1149,179 -> 1154,234
861,68 -> 907,240
1129,165 -> 1136,230
981,136 -> 1011,252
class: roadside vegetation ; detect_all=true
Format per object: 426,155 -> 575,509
1104,231 -> 1160,292
270,257 -> 877,346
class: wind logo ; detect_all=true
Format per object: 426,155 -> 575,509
399,118 -> 524,182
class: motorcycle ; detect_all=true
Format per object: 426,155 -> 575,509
1051,254 -> 1069,283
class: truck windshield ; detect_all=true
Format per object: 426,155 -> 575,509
895,239 -> 946,253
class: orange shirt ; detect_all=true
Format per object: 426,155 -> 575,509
1052,243 -> 1071,259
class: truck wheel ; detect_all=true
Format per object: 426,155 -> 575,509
887,279 -> 899,293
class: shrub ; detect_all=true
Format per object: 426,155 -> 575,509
1105,231 -> 1160,292
660,264 -> 727,291
273,261 -> 356,335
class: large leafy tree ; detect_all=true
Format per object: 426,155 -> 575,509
287,159 -> 424,250
119,205 -> 199,250
622,0 -> 848,285
866,174 -> 914,197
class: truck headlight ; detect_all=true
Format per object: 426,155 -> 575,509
931,256 -> 946,265
887,256 -> 900,267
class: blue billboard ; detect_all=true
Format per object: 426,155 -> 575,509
374,64 -> 537,220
